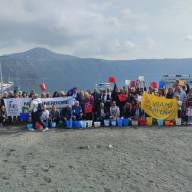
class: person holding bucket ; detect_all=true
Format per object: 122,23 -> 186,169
72,101 -> 83,120
60,105 -> 72,125
95,102 -> 108,124
49,105 -> 60,127
110,101 -> 120,120
122,102 -> 132,119
40,104 -> 49,130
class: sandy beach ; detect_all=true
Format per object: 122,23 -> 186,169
0,126 -> 192,192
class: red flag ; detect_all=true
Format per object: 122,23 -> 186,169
40,82 -> 46,92
150,82 -> 157,89
108,76 -> 116,83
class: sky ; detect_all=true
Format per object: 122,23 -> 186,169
0,0 -> 192,59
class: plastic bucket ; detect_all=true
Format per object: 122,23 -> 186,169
75,121 -> 82,129
146,117 -> 153,126
94,121 -> 101,127
19,113 -> 29,121
175,118 -> 181,126
111,119 -> 117,127
27,123 -> 33,130
132,120 -> 138,126
80,121 -> 87,128
165,120 -> 173,126
123,118 -> 129,126
66,120 -> 73,129
117,118 -> 123,127
35,122 -> 43,130
157,119 -> 164,127
51,121 -> 56,128
104,119 -> 110,127
87,120 -> 93,128
138,118 -> 147,126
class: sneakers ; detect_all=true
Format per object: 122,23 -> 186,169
28,128 -> 34,132
43,127 -> 49,132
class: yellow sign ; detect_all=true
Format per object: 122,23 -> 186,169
141,92 -> 178,120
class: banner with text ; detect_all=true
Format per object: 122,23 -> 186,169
141,92 -> 178,120
4,97 -> 75,117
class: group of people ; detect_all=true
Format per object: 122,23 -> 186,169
0,80 -> 192,129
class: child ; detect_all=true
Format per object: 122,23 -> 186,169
41,104 -> 49,130
49,105 -> 60,126
122,102 -> 132,119
110,101 -> 120,120
131,102 -> 143,119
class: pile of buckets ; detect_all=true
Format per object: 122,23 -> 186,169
27,117 -> 183,130
65,118 -> 130,129
66,120 -> 95,129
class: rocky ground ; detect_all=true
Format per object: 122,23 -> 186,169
0,126 -> 192,192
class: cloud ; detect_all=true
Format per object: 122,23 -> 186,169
0,0 -> 192,59
184,35 -> 192,41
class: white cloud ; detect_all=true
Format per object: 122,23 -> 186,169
184,35 -> 192,41
0,0 -> 192,59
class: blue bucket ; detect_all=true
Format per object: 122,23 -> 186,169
27,123 -> 33,129
80,121 -> 87,128
19,113 -> 29,121
104,119 -> 110,127
75,121 -> 81,129
66,120 -> 73,129
117,118 -> 123,126
111,119 -> 117,127
51,121 -> 56,128
157,119 -> 164,127
123,118 -> 129,126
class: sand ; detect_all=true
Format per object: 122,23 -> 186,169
0,126 -> 192,192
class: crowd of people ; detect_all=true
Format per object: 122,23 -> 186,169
0,80 -> 192,130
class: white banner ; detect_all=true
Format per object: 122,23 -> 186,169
4,97 -> 75,117
41,97 -> 75,109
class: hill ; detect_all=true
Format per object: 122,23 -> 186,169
0,47 -> 192,92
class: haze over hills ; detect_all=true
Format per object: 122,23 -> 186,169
0,47 -> 192,92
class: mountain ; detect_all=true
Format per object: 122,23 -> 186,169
0,47 -> 192,92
